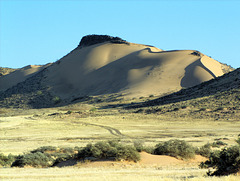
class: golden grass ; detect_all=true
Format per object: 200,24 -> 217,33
1,106 -> 240,180
1,107 -> 240,155
0,166 -> 239,181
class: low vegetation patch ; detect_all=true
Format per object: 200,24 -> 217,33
133,140 -> 154,154
11,146 -> 77,168
77,141 -> 140,162
154,139 -> 196,160
200,137 -> 240,176
196,143 -> 212,158
9,141 -> 140,167
200,145 -> 240,176
11,152 -> 54,168
0,153 -> 16,167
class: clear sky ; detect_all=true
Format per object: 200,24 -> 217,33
0,0 -> 239,69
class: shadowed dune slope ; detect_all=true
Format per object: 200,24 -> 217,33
129,67 -> 240,109
0,64 -> 50,92
41,42 -> 223,99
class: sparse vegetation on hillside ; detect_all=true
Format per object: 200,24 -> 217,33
129,68 -> 240,110
0,153 -> 16,167
221,62 -> 235,74
0,67 -> 59,109
129,68 -> 240,121
0,67 -> 17,77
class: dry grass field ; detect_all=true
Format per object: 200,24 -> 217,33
1,102 -> 240,180
1,166 -> 239,181
1,104 -> 240,155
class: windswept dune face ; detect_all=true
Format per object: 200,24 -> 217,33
0,36 -> 225,101
41,42 -> 224,99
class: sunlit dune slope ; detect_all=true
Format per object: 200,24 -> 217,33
42,42 -> 223,99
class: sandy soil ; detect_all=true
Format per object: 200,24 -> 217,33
55,152 -> 207,168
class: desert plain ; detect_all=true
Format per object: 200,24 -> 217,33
0,35 -> 240,180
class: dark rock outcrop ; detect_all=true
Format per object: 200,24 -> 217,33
78,34 -> 129,48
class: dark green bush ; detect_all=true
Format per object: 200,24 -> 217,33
200,145 -> 240,176
11,152 -> 54,168
52,153 -> 74,166
11,145 -> 77,168
115,145 -> 140,162
77,141 -> 140,162
0,153 -> 16,167
154,139 -> 195,159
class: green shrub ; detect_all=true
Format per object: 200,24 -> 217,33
52,96 -> 61,104
115,145 -> 140,162
77,141 -> 140,162
235,136 -> 240,145
89,107 -> 97,112
200,145 -> 240,176
11,152 -> 54,168
37,90 -> 43,96
52,153 -> 74,166
154,139 -> 195,160
133,140 -> 144,152
0,153 -> 16,167
133,140 -> 154,154
11,146 -> 77,168
59,147 -> 75,154
211,141 -> 227,148
196,143 -> 212,158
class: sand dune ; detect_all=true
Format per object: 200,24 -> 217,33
0,64 -> 50,92
42,42 -> 224,99
54,152 -> 207,168
0,37 -> 225,100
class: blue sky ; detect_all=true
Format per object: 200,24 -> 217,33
0,0 -> 240,68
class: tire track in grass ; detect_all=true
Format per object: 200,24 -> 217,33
73,121 -> 128,137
